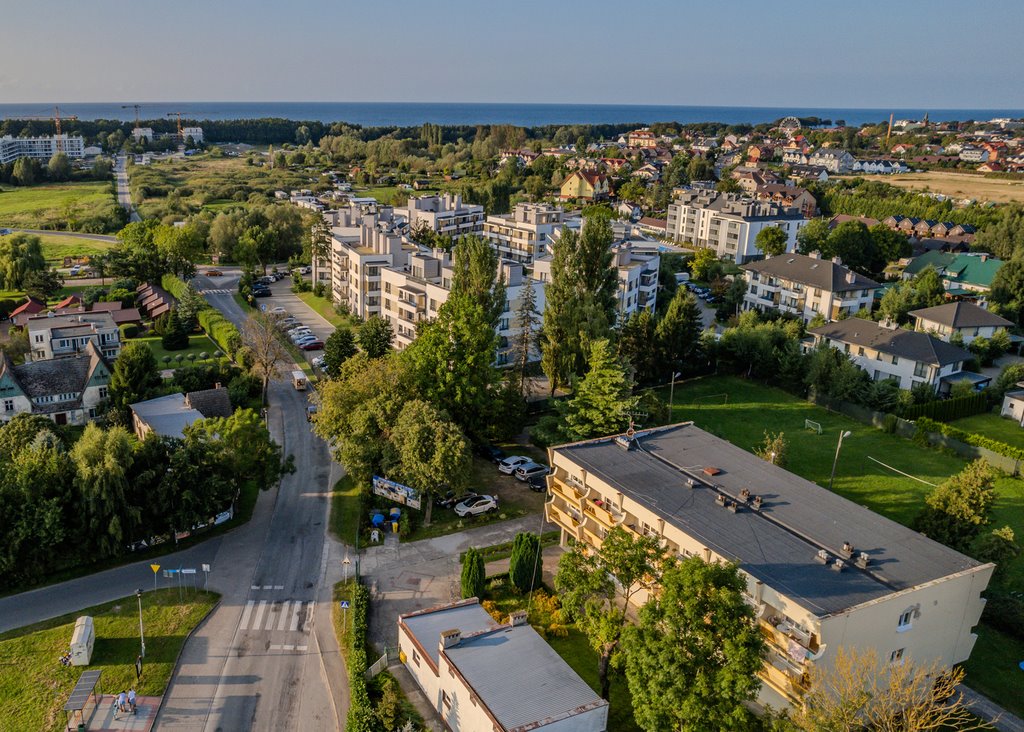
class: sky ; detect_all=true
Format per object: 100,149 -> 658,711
2,0 -> 1022,109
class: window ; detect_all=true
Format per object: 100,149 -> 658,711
857,347 -> 865,356
889,648 -> 905,664
412,649 -> 420,667
2,399 -> 12,412
441,690 -> 452,709
891,355 -> 899,365
897,610 -> 913,631
98,387 -> 108,399
914,362 -> 928,378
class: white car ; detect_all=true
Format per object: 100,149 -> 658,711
454,494 -> 498,517
293,334 -> 318,346
498,455 -> 531,475
270,306 -> 287,315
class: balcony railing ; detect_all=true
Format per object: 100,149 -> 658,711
550,476 -> 582,503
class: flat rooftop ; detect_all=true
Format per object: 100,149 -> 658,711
553,423 -> 981,617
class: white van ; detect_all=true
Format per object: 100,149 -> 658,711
292,370 -> 307,391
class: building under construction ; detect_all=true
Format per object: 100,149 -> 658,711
0,134 -> 85,164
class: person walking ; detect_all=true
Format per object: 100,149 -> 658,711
117,690 -> 127,713
128,688 -> 137,714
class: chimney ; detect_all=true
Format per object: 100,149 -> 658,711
845,271 -> 856,284
831,256 -> 842,265
508,611 -> 528,627
439,629 -> 461,651
808,251 -> 820,259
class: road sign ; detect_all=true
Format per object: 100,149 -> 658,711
201,564 -> 210,573
340,600 -> 350,610
135,656 -> 143,680
182,569 -> 197,575
150,564 -> 160,573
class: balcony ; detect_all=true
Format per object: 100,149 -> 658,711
582,525 -> 606,549
546,503 -> 579,533
758,661 -> 810,701
583,498 -> 620,528
550,478 -> 582,504
759,618 -> 819,657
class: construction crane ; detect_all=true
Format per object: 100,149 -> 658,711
166,111 -> 187,141
885,113 -> 894,148
6,106 -> 79,152
121,104 -> 142,128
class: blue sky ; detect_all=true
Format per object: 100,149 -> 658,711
2,0 -> 1021,108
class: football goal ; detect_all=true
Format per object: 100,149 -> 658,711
804,419 -> 823,434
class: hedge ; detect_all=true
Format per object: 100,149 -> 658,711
916,416 -> 1024,461
161,273 -> 189,300
163,274 -> 242,357
345,581 -> 374,732
119,322 -> 140,339
901,393 -> 990,422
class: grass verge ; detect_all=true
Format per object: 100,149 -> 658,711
0,588 -> 219,732
950,410 -> 1024,452
295,291 -> 355,329
329,475 -> 363,547
961,623 -> 1024,718
460,530 -> 561,565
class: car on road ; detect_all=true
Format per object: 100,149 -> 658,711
0,229 -> 11,236
205,269 -> 223,277
300,340 -> 324,351
498,455 -> 531,474
69,265 -> 81,275
454,494 -> 498,517
515,462 -> 550,482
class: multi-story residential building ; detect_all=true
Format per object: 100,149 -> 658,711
0,341 -> 112,426
627,128 -> 658,148
481,202 -> 564,264
181,127 -> 204,143
853,159 -> 910,174
666,190 -> 806,264
741,252 -> 879,322
807,319 -> 978,394
543,423 -> 992,708
399,599 -> 608,731
132,127 -> 154,142
908,301 -> 1012,345
754,184 -> 816,218
0,134 -> 85,164
808,148 -> 855,173
26,312 -> 121,362
403,193 -> 484,239
559,170 -> 611,202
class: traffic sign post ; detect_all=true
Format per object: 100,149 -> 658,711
342,555 -> 351,583
150,564 -> 160,592
202,564 -> 211,592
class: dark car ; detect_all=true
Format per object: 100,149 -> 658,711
526,474 -> 547,492
301,340 -> 324,351
252,287 -> 272,298
476,444 -> 506,464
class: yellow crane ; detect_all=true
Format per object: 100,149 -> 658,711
121,104 -> 142,128
166,111 -> 186,141
6,106 -> 79,152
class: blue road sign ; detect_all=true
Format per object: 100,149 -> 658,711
340,600 -> 350,610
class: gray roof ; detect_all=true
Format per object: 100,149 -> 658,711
186,388 -> 233,419
401,601 -> 497,668
130,392 -> 205,438
809,319 -> 972,366
13,358 -> 91,399
908,301 -> 1013,329
402,601 -> 606,730
742,253 -> 879,293
554,424 -> 982,617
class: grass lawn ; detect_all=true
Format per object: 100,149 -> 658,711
133,333 -> 221,366
0,182 -> 119,231
295,291 -> 355,329
950,410 -> 1024,451
29,233 -> 116,264
0,588 -> 218,732
961,624 -> 1024,718
883,170 -> 1024,206
329,475 -> 363,546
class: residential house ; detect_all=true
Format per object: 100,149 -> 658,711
633,163 -> 661,181
808,319 -> 979,394
901,251 -> 1003,296
9,296 -> 47,327
403,193 -> 484,239
544,423 -> 991,708
627,128 -> 658,148
747,144 -> 775,163
908,301 -> 1012,345
129,387 -> 232,440
666,190 -> 807,264
26,311 -> 121,362
481,202 -> 564,264
634,216 -> 668,237
808,149 -> 855,173
741,252 -> 878,322
978,162 -> 1004,173
559,171 -> 611,202
0,341 -> 111,425
959,146 -> 989,163
853,159 -> 910,174
787,164 -> 829,182
754,184 -> 816,218
1000,384 -> 1024,426
399,599 -> 608,731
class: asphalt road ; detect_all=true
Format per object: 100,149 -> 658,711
115,154 -> 142,223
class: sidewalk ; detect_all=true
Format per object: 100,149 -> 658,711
82,694 -> 160,731
960,685 -> 1024,732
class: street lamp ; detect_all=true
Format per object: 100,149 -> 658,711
669,372 -> 683,417
828,431 -> 852,491
136,589 -> 146,659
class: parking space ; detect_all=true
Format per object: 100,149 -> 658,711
260,278 -> 336,367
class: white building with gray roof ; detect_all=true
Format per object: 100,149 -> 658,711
0,341 -> 111,425
399,598 -> 608,731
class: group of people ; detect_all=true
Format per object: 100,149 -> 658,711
116,689 -> 137,715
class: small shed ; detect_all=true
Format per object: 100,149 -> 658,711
70,616 -> 95,666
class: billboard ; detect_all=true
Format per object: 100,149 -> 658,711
372,475 -> 422,510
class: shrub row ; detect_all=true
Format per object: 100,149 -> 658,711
915,416 -> 1024,461
901,393 -> 990,422
160,273 -> 189,300
162,274 -> 243,356
345,581 -> 374,732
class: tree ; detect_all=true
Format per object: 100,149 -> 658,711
656,289 -> 704,380
0,233 -> 46,289
176,283 -> 205,331
47,152 -> 72,182
754,430 -> 788,467
508,276 -> 540,397
558,340 -> 637,442
617,310 -> 658,385
155,224 -> 203,279
0,413 -> 63,461
973,525 -> 1020,579
689,247 -> 721,281
826,220 -> 875,274
110,220 -> 165,283
460,547 -> 485,599
189,408 -> 290,497
241,313 -> 288,404
357,316 -> 393,358
449,234 -> 506,326
508,532 -> 542,594
623,557 -> 764,732
869,224 -> 911,265
756,226 -> 789,257
108,341 -> 160,423
990,259 -> 1024,326
796,218 -> 830,255
914,459 -> 997,552
974,204 -> 1024,260
161,308 -> 190,351
556,526 -> 665,700
22,268 -> 64,301
323,328 -> 357,377
12,157 -> 36,186
72,424 -> 139,558
789,647 -> 989,732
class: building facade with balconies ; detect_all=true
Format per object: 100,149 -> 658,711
403,193 -> 484,240
544,424 -> 991,708
481,202 -> 565,264
0,134 -> 85,164
741,252 -> 879,323
26,312 -> 121,362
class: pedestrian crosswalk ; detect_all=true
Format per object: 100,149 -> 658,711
200,288 -> 233,295
238,599 -> 313,634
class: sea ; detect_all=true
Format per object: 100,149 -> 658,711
1,102 -> 1022,128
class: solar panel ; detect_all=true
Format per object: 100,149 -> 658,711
63,669 -> 102,711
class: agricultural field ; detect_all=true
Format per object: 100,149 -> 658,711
885,170 -> 1024,205
0,182 -> 121,232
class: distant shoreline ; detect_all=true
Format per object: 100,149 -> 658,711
2,102 -> 1022,127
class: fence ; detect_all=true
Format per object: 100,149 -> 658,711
899,393 -> 990,422
365,651 -> 388,679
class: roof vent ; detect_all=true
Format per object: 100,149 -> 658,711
739,488 -> 751,502
815,549 -> 830,564
810,263 -> 819,269
856,552 -> 870,568
787,258 -> 795,263
726,500 -> 739,513
715,494 -> 727,506
508,610 -> 528,627
831,559 -> 846,572
685,477 -> 698,489
703,466 -> 721,476
841,541 -> 855,557
614,434 -> 633,451
751,495 -> 763,510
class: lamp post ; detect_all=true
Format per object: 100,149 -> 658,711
828,431 -> 852,491
136,589 -> 146,659
669,372 -> 682,417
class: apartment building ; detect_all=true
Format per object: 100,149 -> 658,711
403,193 -> 484,239
481,202 -> 564,264
26,312 -> 121,362
544,424 -> 992,708
399,599 -> 608,731
0,134 -> 85,164
0,341 -> 111,426
808,319 -> 978,394
741,252 -> 879,323
666,190 -> 806,264
908,301 -> 1012,345
807,149 -> 855,173
181,127 -> 204,143
329,211 -> 417,320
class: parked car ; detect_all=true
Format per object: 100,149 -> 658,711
205,269 -> 223,276
293,334 -> 318,346
498,455 -> 531,475
515,462 -> 550,482
252,288 -> 272,298
270,306 -> 287,315
526,474 -> 548,492
301,340 -> 324,351
311,355 -> 326,368
291,332 -> 315,342
0,228 -> 11,236
475,444 -> 506,464
454,494 -> 498,517
258,276 -> 275,286
437,490 -> 478,510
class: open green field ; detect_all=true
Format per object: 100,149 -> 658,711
951,410 -> 1024,451
885,170 -> 1024,205
0,588 -> 218,732
0,182 -> 120,231
134,334 -> 221,366
33,233 -> 117,264
294,291 -> 355,329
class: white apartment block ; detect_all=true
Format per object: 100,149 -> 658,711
666,190 -> 806,264
482,202 -> 565,264
741,252 -> 879,323
329,216 -> 415,321
132,127 -> 154,142
181,127 -> 204,143
0,134 -> 85,164
403,193 -> 484,239
27,312 -> 121,362
807,148 -> 855,173
545,424 -> 992,709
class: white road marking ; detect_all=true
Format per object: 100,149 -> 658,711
289,601 -> 303,632
276,601 -> 291,631
239,600 -> 254,630
264,602 -> 278,630
251,600 -> 267,631
263,585 -> 273,590
282,644 -> 295,651
296,645 -> 308,652
250,585 -> 260,590
273,585 -> 284,590
305,602 -> 314,632
269,644 -> 282,651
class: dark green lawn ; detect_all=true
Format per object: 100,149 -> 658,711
951,410 -> 1024,451
961,624 -> 1024,718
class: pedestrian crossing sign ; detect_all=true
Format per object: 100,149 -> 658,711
340,600 -> 350,610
